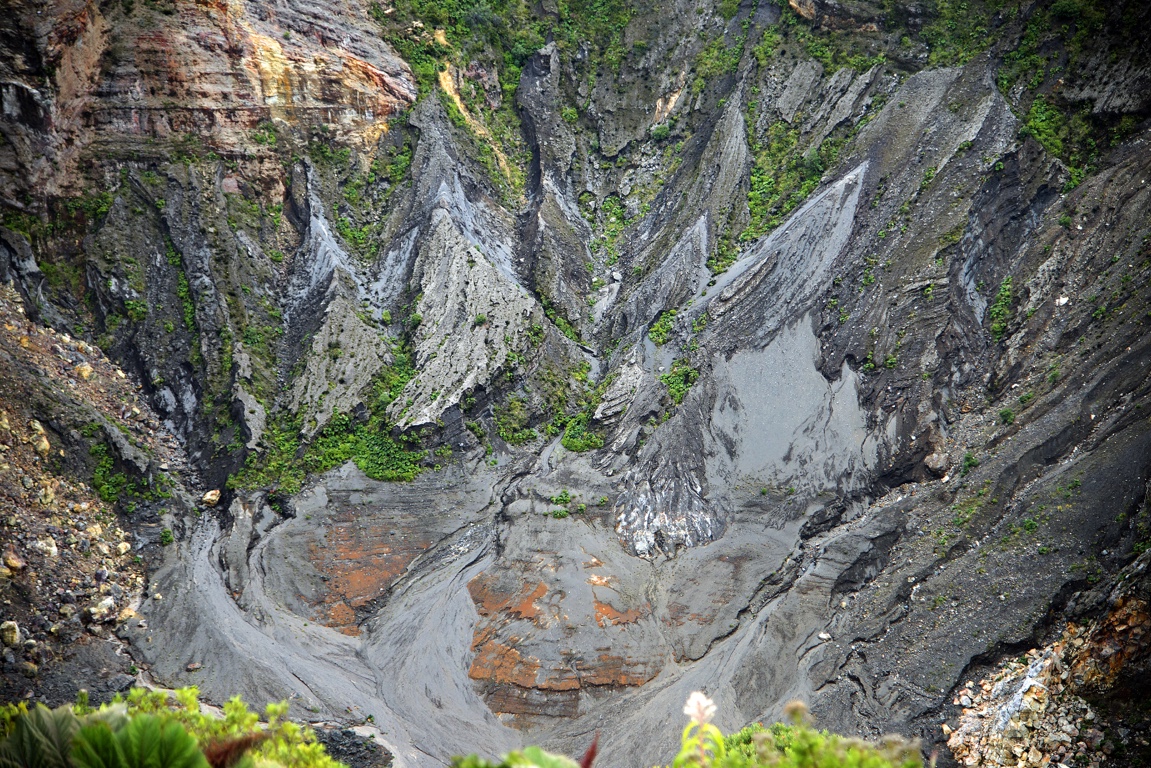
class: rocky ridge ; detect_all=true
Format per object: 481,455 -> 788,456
1,0 -> 1150,767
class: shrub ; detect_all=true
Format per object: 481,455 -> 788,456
561,412 -> 604,452
649,310 -> 676,345
1022,96 -> 1066,157
451,694 -> 920,768
90,443 -> 129,503
740,121 -> 838,247
988,277 -> 1013,341
159,529 -> 174,546
494,396 -> 537,445
0,688 -> 344,768
124,301 -> 148,322
660,360 -> 700,404
999,409 -> 1015,425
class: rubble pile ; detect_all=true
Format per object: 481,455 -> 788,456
0,284 -> 185,697
947,553 -> 1151,768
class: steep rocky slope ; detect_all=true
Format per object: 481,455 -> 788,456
2,0 -> 1150,766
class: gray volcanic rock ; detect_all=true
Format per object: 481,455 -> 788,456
3,1 -> 1151,767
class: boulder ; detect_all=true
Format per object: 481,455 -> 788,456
0,620 -> 20,647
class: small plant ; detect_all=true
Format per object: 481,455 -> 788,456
989,277 -> 1013,341
1019,391 -> 1034,406
551,509 -> 569,519
474,314 -> 487,326
561,106 -> 578,124
562,412 -> 604,452
649,310 -> 676,345
920,167 -> 936,191
660,360 -> 699,405
650,123 -> 670,141
159,528 -> 174,546
999,409 -> 1015,425
124,300 -> 148,322
960,452 -> 979,476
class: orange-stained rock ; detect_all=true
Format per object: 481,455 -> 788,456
593,598 -> 643,628
583,653 -> 662,687
307,509 -> 434,633
325,602 -> 360,636
789,0 -> 816,19
468,634 -> 542,689
1065,595 -> 1149,696
468,575 -> 548,623
465,561 -> 662,718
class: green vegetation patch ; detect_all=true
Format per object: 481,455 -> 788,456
89,439 -> 170,506
90,442 -> 129,504
989,276 -> 1013,341
305,413 -> 428,483
231,346 -> 426,494
739,121 -> 843,249
589,195 -> 628,266
773,7 -> 885,73
649,309 -> 676,345
921,0 -> 995,66
495,395 -> 538,445
660,359 -> 700,405
692,34 -> 745,95
176,272 -> 196,331
560,411 -> 604,452
543,300 -> 581,343
1,687 -> 343,768
454,698 -> 920,768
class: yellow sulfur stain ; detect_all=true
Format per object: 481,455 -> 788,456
437,56 -> 514,185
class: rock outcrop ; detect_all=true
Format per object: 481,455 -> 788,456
2,0 -> 1150,767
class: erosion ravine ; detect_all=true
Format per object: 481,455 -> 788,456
1,0 -> 1149,767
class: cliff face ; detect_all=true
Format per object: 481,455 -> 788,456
2,0 -> 1150,766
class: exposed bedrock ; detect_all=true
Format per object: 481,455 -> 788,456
3,1 -> 1151,767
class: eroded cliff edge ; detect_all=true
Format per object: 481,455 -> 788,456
1,0 -> 1149,766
